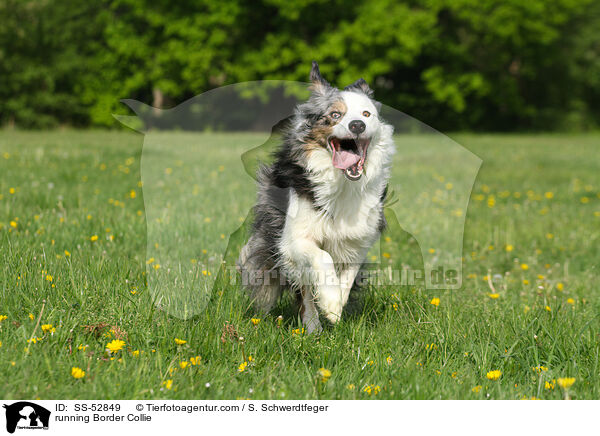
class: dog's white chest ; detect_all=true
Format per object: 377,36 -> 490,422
285,184 -> 382,265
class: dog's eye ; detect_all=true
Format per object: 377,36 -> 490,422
330,111 -> 341,119
363,111 -> 371,117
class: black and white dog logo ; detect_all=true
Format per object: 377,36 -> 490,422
3,402 -> 50,433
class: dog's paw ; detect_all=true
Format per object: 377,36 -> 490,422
304,318 -> 323,335
320,298 -> 343,324
324,309 -> 342,324
315,282 -> 343,324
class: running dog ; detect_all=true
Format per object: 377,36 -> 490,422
238,61 -> 395,333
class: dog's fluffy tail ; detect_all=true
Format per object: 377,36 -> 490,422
237,236 -> 282,313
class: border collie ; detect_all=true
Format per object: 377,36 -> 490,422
238,62 -> 395,333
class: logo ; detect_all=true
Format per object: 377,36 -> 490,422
3,402 -> 50,434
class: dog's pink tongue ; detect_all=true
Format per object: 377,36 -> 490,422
332,150 -> 361,170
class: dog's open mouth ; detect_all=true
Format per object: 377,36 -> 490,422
327,136 -> 370,181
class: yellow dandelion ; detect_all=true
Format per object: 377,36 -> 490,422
179,361 -> 189,369
64,250 -> 71,257
71,367 -> 85,379
545,380 -> 555,390
317,368 -> 332,382
544,192 -> 554,199
347,384 -> 356,390
430,297 -> 440,307
106,339 -> 126,353
174,338 -> 187,345
0,315 -> 8,323
521,263 -> 529,270
382,252 -> 391,259
90,235 -> 98,242
28,313 -> 34,320
189,356 -> 201,365
363,384 -> 381,396
523,279 -> 530,285
41,324 -> 55,334
162,379 -> 173,390
506,244 -> 514,252
238,361 -> 248,372
557,377 -> 576,389
486,370 -> 502,380
556,283 -> 564,291
487,293 -> 500,299
545,306 -> 552,312
10,221 -> 17,228
386,356 -> 393,365
251,318 -> 261,326
532,365 -> 548,373
131,350 -> 140,357
471,385 -> 482,393
567,298 -> 575,305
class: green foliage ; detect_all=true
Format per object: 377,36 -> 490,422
0,0 -> 599,130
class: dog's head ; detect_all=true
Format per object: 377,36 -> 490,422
294,61 -> 384,181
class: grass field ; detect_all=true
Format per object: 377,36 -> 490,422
1,130 -> 599,400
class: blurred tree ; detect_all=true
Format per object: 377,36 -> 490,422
0,0 -> 104,127
0,0 -> 598,130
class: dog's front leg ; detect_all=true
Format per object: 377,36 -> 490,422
282,238 -> 343,325
299,287 -> 322,334
339,263 -> 361,308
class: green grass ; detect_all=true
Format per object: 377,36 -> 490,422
1,130 -> 599,400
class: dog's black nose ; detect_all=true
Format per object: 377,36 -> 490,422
348,120 -> 366,134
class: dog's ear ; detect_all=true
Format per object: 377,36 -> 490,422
309,61 -> 331,94
344,78 -> 374,98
